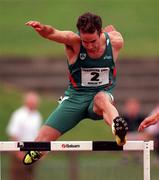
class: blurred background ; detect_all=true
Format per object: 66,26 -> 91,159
0,0 -> 158,179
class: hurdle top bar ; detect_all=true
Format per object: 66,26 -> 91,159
0,141 -> 154,152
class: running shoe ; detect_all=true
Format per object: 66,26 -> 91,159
23,151 -> 42,165
112,117 -> 128,146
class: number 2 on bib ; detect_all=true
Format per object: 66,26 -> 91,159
81,68 -> 110,87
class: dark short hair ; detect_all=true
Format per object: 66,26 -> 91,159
76,12 -> 102,35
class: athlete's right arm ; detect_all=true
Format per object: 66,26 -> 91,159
25,21 -> 80,46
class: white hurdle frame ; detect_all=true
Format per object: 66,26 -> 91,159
0,140 -> 154,180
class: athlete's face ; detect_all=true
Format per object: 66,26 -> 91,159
80,31 -> 101,53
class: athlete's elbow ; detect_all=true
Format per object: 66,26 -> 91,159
115,40 -> 124,50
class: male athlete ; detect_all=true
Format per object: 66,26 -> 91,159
23,12 -> 128,165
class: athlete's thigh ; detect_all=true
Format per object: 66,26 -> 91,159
44,96 -> 88,134
87,100 -> 103,120
87,91 -> 114,120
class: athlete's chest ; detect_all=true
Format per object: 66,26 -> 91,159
78,53 -> 113,68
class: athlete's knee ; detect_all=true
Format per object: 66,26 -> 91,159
93,92 -> 111,115
94,92 -> 110,107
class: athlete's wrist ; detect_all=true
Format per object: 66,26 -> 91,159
38,25 -> 54,38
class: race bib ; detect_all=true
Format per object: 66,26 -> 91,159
81,67 -> 110,87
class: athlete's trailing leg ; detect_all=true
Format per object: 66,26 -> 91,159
23,125 -> 61,165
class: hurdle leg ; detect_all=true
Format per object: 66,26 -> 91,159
143,141 -> 151,180
0,152 -> 1,180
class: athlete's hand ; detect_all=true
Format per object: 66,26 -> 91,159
103,25 -> 116,33
138,116 -> 158,132
26,21 -> 44,32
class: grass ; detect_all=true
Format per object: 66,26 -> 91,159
0,0 -> 158,57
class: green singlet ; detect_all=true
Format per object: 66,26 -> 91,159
45,32 -> 116,134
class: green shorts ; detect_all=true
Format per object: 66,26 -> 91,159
45,90 -> 113,134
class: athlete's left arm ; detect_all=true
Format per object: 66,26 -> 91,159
108,31 -> 124,50
103,25 -> 124,61
103,25 -> 124,50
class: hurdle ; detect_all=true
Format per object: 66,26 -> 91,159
0,141 -> 154,180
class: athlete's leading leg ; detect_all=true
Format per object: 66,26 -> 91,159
93,91 -> 128,146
